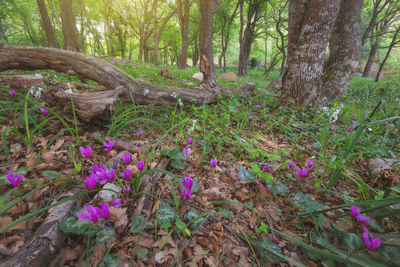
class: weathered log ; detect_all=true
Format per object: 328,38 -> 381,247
0,74 -> 45,88
0,184 -> 86,267
0,45 -> 255,106
367,158 -> 400,189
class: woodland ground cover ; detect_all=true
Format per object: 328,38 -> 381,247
0,62 -> 399,266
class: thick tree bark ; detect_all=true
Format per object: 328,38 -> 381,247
59,0 -> 79,51
375,25 -> 400,81
0,46 -> 255,107
36,0 -> 60,48
362,41 -> 378,77
199,0 -> 220,82
238,0 -> 264,76
280,0 -> 340,106
320,0 -> 363,101
177,0 -> 190,69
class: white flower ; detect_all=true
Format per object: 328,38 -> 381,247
188,119 -> 197,133
65,88 -> 73,94
170,92 -> 177,98
177,98 -> 183,107
144,88 -> 149,96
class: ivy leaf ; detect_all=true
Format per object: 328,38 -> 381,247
156,204 -> 176,224
238,166 -> 257,182
42,170 -> 60,179
256,238 -> 281,262
219,208 -> 233,219
60,217 -> 90,235
265,181 -> 288,195
137,248 -> 148,260
96,227 -> 115,243
186,210 -> 208,229
294,192 -> 325,213
130,214 -> 144,234
175,220 -> 187,230
170,159 -> 186,169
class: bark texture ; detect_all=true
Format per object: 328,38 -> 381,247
177,0 -> 190,69
59,0 -> 79,51
36,0 -> 60,48
321,0 -> 363,101
375,25 -> 400,81
362,41 -> 378,77
281,0 -> 340,106
0,45 -> 255,107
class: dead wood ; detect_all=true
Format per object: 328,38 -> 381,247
0,184 -> 86,267
367,158 -> 400,189
0,74 -> 45,88
0,45 -> 256,107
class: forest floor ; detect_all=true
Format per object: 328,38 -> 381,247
0,62 -> 400,266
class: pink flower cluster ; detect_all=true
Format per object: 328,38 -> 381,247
181,175 -> 193,199
7,171 -> 23,187
351,206 -> 381,251
77,203 -> 110,223
79,145 -> 92,159
183,137 -> 193,156
88,163 -> 115,185
296,159 -> 315,178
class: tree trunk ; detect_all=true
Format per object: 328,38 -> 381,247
375,26 -> 400,81
59,0 -> 79,51
199,0 -> 219,82
36,0 -> 60,48
280,0 -> 340,106
320,0 -> 363,101
0,45 -> 256,107
192,40 -> 199,67
177,0 -> 190,69
151,10 -> 175,63
103,0 -> 114,57
362,41 -> 378,77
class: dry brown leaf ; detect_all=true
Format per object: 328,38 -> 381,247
110,207 -> 128,229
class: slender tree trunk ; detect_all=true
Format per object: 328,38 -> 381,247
362,41 -> 378,77
199,0 -> 219,83
192,39 -> 199,66
177,0 -> 190,69
59,0 -> 79,51
321,0 -> 364,101
281,0 -> 340,106
36,0 -> 60,48
375,26 -> 400,81
151,9 -> 175,63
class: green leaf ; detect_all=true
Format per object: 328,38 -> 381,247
60,216 -> 90,235
137,248 -> 148,260
168,148 -> 186,161
265,181 -> 288,195
96,227 -> 115,244
156,204 -> 176,224
195,138 -> 211,152
219,208 -> 233,219
59,216 -> 76,233
294,192 -> 325,213
175,220 -> 187,230
160,222 -> 172,229
238,166 -> 257,182
343,233 -> 363,251
130,214 -> 144,234
256,238 -> 281,262
170,159 -> 186,169
42,170 -> 60,179
378,245 -> 400,265
103,254 -> 122,267
185,210 -> 208,229
268,154 -> 281,161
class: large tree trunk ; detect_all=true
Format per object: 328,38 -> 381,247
280,0 -> 340,106
103,0 -> 114,56
0,45 -> 255,108
177,0 -> 190,69
36,0 -> 60,48
320,0 -> 363,101
59,0 -> 79,51
199,0 -> 219,82
362,41 -> 378,77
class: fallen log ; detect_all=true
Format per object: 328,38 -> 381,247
0,45 -> 256,106
367,158 -> 400,189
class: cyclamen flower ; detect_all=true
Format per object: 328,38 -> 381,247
9,89 -> 16,96
137,130 -> 143,137
137,160 -> 144,171
351,112 -> 355,117
181,187 -> 191,199
40,108 -> 48,115
98,203 -> 110,220
363,231 -> 381,251
84,174 -> 98,190
188,137 -> 193,145
256,105 -> 261,109
297,167 -> 308,178
99,168 -> 115,184
122,169 -> 131,180
249,116 -> 254,121
77,205 -> 101,223
130,121 -> 136,125
124,185 -> 130,193
7,171 -> 23,187
183,146 -> 191,156
306,160 -> 315,169
287,160 -> 295,168
211,158 -> 218,168
17,78 -> 22,82
79,145 -> 92,159
352,121 -> 357,130
122,153 -> 131,164
357,214 -> 370,224
262,165 -> 271,172
182,175 -> 193,190
103,140 -> 114,151
350,206 -> 360,218
383,121 -> 388,126
110,198 -> 121,208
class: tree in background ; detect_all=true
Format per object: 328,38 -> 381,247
59,0 -> 79,51
177,0 -> 191,68
36,0 -> 60,48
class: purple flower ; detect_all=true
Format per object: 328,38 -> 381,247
306,160 -> 315,169
99,168 -> 115,184
98,203 -> 110,220
211,158 -> 218,168
352,121 -> 357,130
40,108 -> 48,115
236,104 -> 240,109
262,165 -> 271,172
364,114 -> 368,118
7,171 -> 23,187
137,160 -> 144,171
188,137 -> 193,145
383,121 -> 388,126
350,206 -> 360,218
130,121 -> 136,126
183,146 -> 191,156
297,167 -> 308,178
9,89 -> 16,96
23,85 -> 27,89
84,174 -> 98,190
79,145 -> 92,159
77,205 -> 100,223
287,160 -> 295,168
357,140 -> 362,145
124,185 -> 130,193
17,78 -> 22,83
256,105 -> 261,109
348,126 -> 353,132
137,130 -> 143,137
122,169 -> 131,180
122,153 -> 131,164
249,116 -> 254,121
363,231 -> 381,251
110,198 -> 121,208
182,175 -> 193,189
181,187 -> 192,199
357,215 -> 370,224
351,112 -> 355,117
103,140 -> 114,151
